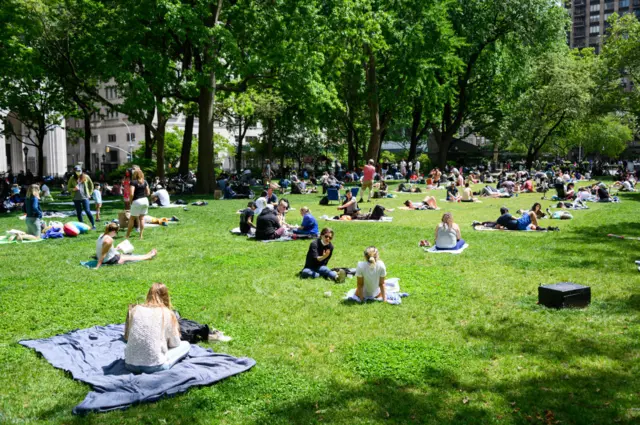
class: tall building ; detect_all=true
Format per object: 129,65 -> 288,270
567,0 -> 640,52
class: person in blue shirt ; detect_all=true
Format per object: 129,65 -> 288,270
24,184 -> 43,238
293,206 -> 319,237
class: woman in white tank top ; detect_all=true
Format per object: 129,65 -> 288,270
95,223 -> 158,269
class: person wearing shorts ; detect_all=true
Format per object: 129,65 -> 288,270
126,169 -> 150,239
360,159 -> 376,203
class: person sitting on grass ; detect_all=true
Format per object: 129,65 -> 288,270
96,223 -> 157,269
255,206 -> 286,240
595,183 -> 611,202
461,182 -> 477,202
239,201 -> 257,234
354,246 -> 388,303
293,206 -> 319,237
151,186 -> 171,206
495,206 -> 542,231
434,212 -> 465,250
300,227 -> 346,282
522,177 -> 534,193
124,283 -> 190,373
403,196 -> 438,210
40,180 -> 53,201
337,188 -> 359,218
266,187 -> 278,205
565,183 -> 576,200
23,184 -> 42,238
446,182 -> 461,202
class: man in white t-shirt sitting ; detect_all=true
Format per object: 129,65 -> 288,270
151,186 -> 171,206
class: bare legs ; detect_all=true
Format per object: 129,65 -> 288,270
118,249 -> 157,264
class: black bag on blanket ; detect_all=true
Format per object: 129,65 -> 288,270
319,196 -> 329,205
177,317 -> 210,343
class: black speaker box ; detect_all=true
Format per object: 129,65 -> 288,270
538,282 -> 591,309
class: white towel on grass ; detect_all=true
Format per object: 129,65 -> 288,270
424,244 -> 469,254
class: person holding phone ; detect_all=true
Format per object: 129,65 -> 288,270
67,165 -> 96,229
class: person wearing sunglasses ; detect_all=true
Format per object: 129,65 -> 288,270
300,228 -> 346,283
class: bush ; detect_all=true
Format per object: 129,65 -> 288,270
417,153 -> 431,172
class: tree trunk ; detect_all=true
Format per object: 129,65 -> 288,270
365,45 -> 381,162
347,125 -> 355,170
235,116 -> 249,172
266,118 -> 274,161
36,135 -> 45,177
155,99 -> 166,180
144,124 -> 154,160
196,72 -> 216,194
82,110 -> 92,169
408,102 -> 422,161
178,114 -> 194,176
434,131 -> 451,169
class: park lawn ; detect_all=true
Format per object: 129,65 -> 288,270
0,184 -> 639,425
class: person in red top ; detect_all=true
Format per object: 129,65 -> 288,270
522,177 -> 534,193
361,159 -> 376,203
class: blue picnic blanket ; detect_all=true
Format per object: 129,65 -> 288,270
19,324 -> 256,414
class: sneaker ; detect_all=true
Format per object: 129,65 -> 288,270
358,198 -> 364,203
161,221 -> 168,227
546,208 -> 552,217
634,260 -> 640,265
208,330 -> 232,342
91,226 -> 96,230
336,269 -> 347,284
171,216 -> 179,222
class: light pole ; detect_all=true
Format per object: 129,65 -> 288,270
119,120 -> 133,162
22,146 -> 28,172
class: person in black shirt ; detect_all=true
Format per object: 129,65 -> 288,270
496,206 -> 541,231
596,183 -> 611,202
239,201 -> 257,234
300,228 -> 345,282
255,207 -> 284,240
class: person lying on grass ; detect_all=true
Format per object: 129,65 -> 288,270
516,202 -> 547,219
337,189 -> 359,219
434,213 -> 465,250
96,223 -> 157,269
124,283 -> 191,373
403,196 -> 438,210
300,227 -> 346,282
354,246 -> 388,303
495,206 -> 542,231
292,206 -> 319,237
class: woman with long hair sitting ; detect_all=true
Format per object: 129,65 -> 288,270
124,283 -> 190,373
355,246 -> 388,302
434,212 -> 465,250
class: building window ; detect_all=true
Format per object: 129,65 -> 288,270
108,134 -> 116,143
589,26 -> 600,34
589,4 -> 600,12
605,2 -> 614,10
108,151 -> 119,163
575,6 -> 585,15
619,0 -> 629,8
126,133 -> 136,142
590,15 -> 600,22
604,13 -> 612,21
634,0 -> 640,7
105,110 -> 119,120
91,135 -> 98,143
105,87 -> 118,99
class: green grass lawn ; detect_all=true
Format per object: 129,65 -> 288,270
1,184 -> 639,424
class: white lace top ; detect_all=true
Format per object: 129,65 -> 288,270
124,306 -> 181,367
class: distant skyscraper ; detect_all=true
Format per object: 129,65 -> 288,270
567,0 -> 640,52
